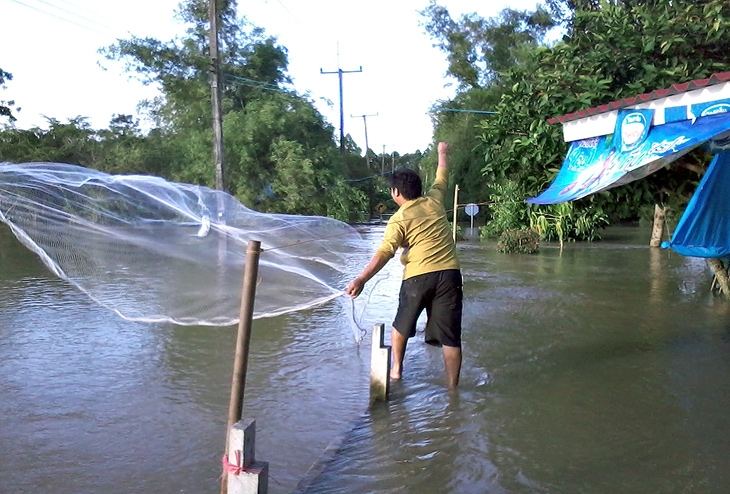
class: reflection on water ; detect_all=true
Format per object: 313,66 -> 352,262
2,225 -> 730,493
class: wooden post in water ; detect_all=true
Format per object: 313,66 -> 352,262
650,204 -> 666,247
708,258 -> 730,298
370,323 -> 391,402
221,240 -> 267,494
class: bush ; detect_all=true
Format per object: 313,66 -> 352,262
497,228 -> 540,254
480,179 -> 530,238
529,201 -> 609,247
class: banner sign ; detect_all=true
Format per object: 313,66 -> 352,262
614,108 -> 654,152
528,112 -> 730,205
692,98 -> 730,119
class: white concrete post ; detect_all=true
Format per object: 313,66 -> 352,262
452,184 -> 460,243
226,418 -> 269,494
370,323 -> 392,401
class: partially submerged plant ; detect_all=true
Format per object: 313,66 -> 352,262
497,228 -> 540,254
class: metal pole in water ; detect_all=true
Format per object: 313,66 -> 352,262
221,240 -> 262,494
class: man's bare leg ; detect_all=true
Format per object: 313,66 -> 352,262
390,327 -> 408,380
442,345 -> 462,388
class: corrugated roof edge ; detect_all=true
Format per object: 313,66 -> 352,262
547,71 -> 730,125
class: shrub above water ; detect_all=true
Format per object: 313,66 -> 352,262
497,228 -> 540,254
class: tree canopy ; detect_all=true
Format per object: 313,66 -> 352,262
1,0 -> 376,222
0,68 -> 18,123
2,0 -> 728,230
425,0 -> 730,238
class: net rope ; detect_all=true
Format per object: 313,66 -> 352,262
0,162 -> 376,328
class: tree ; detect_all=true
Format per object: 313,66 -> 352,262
0,117 -> 96,164
476,0 -> 730,237
422,2 -> 556,90
0,67 -> 19,124
430,88 -> 503,207
422,3 -> 557,215
103,0 -> 368,220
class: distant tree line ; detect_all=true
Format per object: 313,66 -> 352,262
2,0 -> 728,231
0,0 -> 427,223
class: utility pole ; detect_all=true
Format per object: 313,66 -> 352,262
351,112 -> 377,166
381,145 -> 386,176
320,66 -> 362,153
208,0 -> 224,191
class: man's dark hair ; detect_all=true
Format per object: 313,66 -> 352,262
390,168 -> 422,200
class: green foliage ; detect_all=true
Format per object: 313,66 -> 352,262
430,89 -> 502,207
424,0 -> 729,242
422,2 -> 556,89
474,0 -> 730,233
0,67 -> 18,123
479,180 -> 529,238
264,138 -> 368,222
0,0 -> 373,223
496,228 -> 540,254
324,177 -> 368,223
0,117 -> 94,164
100,0 -> 371,219
530,202 -> 571,248
423,2 -> 559,212
572,204 -> 609,241
529,201 -> 608,249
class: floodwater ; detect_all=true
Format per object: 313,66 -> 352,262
1,224 -> 729,493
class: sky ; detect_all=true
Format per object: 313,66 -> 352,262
1,0 -> 542,154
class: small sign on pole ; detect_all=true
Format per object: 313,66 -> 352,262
464,203 -> 479,229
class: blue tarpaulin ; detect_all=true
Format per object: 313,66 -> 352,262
528,111 -> 730,205
663,151 -> 730,258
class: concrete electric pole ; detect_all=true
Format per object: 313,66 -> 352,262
208,0 -> 224,191
320,66 -> 363,153
351,112 -> 377,166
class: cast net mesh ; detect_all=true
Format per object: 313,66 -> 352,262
0,162 -> 371,326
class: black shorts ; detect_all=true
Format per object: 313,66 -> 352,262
393,269 -> 463,347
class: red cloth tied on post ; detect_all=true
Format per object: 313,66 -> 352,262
222,450 -> 245,476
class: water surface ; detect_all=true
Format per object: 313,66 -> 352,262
1,225 -> 729,493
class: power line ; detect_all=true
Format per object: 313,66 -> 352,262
9,0 -> 110,34
272,0 -> 293,18
32,0 -> 116,32
436,108 -> 497,115
223,73 -> 291,94
343,167 -> 395,183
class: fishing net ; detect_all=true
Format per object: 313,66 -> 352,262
0,162 -> 371,327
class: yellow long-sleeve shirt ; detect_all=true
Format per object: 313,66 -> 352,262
376,167 -> 460,280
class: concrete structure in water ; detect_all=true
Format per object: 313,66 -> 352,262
226,418 -> 269,494
370,323 -> 392,402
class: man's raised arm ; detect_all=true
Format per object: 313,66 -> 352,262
438,141 -> 449,171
